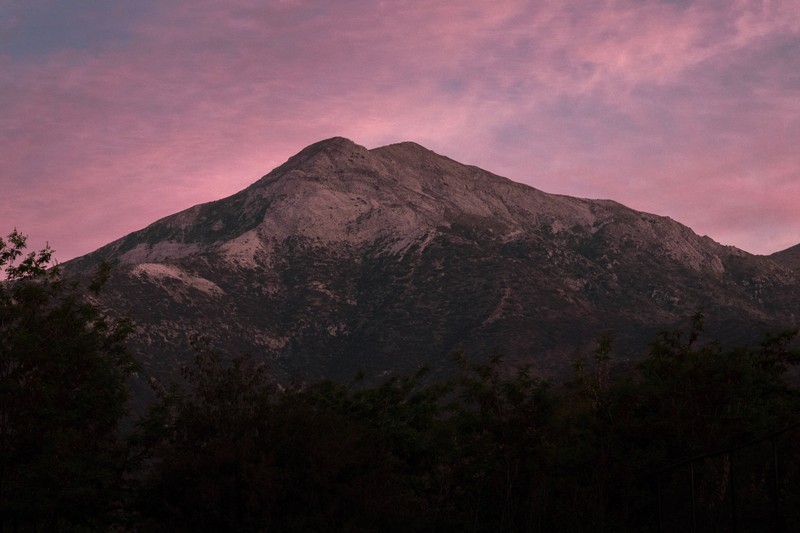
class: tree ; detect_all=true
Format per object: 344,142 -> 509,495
0,230 -> 136,531
442,353 -> 557,531
133,346 -> 431,532
634,312 -> 800,458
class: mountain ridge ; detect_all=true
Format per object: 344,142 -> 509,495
63,137 -> 800,384
772,242 -> 800,272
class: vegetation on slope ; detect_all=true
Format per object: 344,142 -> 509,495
3,231 -> 799,532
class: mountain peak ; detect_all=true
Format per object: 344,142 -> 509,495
274,136 -> 371,174
300,136 -> 360,154
62,137 -> 800,386
373,140 -> 433,154
370,140 -> 455,168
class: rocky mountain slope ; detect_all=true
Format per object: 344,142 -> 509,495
773,243 -> 800,273
64,137 -> 800,384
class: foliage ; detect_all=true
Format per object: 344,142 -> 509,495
635,312 -> 800,458
0,230 -> 136,531
555,313 -> 800,531
440,353 -> 556,531
3,228 -> 798,532
133,348 -> 434,532
128,317 -> 800,532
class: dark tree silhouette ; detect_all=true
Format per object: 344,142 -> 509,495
0,230 -> 136,531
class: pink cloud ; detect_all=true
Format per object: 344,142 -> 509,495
1,0 -> 798,260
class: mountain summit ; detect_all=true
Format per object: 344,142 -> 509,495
65,138 -> 800,382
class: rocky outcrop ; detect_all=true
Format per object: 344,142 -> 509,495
64,138 -> 800,384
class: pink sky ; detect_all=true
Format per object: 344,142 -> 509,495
2,0 -> 799,261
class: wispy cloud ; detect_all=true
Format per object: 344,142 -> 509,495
1,0 -> 798,259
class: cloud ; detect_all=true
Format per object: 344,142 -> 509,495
1,0 -> 798,259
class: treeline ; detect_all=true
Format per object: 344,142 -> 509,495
3,231 -> 800,532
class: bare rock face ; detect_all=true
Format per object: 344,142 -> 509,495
65,137 -> 800,385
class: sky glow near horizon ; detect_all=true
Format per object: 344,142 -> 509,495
1,0 -> 799,261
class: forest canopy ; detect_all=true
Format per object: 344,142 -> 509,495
2,231 -> 799,532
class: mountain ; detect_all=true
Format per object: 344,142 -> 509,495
773,243 -> 800,273
64,137 -> 800,385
